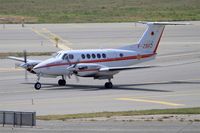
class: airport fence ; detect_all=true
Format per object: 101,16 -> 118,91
0,111 -> 36,127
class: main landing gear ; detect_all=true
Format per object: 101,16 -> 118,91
104,79 -> 113,89
58,75 -> 66,86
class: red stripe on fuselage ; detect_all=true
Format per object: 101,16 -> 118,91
35,53 -> 155,69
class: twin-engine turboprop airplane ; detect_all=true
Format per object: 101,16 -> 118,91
8,22 -> 189,90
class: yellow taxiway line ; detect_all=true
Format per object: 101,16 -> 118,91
116,98 -> 185,107
0,96 -> 185,108
31,27 -> 72,50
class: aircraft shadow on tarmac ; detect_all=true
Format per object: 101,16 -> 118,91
22,80 -> 200,92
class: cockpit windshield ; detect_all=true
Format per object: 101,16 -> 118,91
62,53 -> 74,60
62,54 -> 68,60
52,52 -> 62,58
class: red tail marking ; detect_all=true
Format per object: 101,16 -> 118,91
153,27 -> 165,53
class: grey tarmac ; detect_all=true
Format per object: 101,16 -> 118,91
0,120 -> 200,133
0,21 -> 200,132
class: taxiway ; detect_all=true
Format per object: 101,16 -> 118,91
0,22 -> 199,115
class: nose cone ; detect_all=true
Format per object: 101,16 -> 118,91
33,63 -> 44,74
32,58 -> 60,74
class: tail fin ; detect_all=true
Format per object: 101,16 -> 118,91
137,23 -> 165,54
120,22 -> 190,54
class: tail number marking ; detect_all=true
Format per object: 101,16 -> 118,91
138,43 -> 153,49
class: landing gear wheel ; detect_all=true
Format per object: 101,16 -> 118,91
34,82 -> 41,90
58,79 -> 66,86
104,82 -> 113,89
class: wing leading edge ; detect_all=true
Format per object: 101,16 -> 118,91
8,56 -> 42,64
99,65 -> 156,72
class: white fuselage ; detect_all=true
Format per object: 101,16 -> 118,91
9,22 -> 189,89
33,49 -> 155,76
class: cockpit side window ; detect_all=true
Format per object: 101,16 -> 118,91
62,54 -> 68,60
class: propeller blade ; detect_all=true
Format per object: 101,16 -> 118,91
25,69 -> 28,81
74,75 -> 79,82
66,58 -> 79,73
66,58 -> 80,82
23,50 -> 27,63
66,55 -> 72,66
73,59 -> 80,68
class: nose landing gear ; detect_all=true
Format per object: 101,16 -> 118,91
34,74 -> 41,90
34,82 -> 41,90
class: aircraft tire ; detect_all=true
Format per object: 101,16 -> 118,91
58,79 -> 66,86
104,82 -> 113,89
34,82 -> 41,90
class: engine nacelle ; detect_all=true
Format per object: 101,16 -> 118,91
74,63 -> 102,77
20,62 -> 38,74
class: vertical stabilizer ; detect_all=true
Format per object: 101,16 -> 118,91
120,22 -> 190,54
137,23 -> 165,54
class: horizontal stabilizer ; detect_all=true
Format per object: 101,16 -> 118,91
138,21 -> 191,25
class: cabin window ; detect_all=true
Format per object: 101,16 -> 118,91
97,53 -> 101,58
102,53 -> 106,58
119,53 -> 124,57
92,54 -> 96,59
69,54 -> 74,59
81,54 -> 85,59
87,54 -> 91,59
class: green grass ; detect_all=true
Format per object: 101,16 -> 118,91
0,0 -> 199,23
37,107 -> 200,121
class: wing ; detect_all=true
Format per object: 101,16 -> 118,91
69,63 -> 156,79
99,65 -> 156,72
8,56 -> 42,74
8,56 -> 42,64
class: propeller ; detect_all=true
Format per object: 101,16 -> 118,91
24,50 -> 27,64
22,50 -> 28,81
74,73 -> 79,82
66,57 -> 80,82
